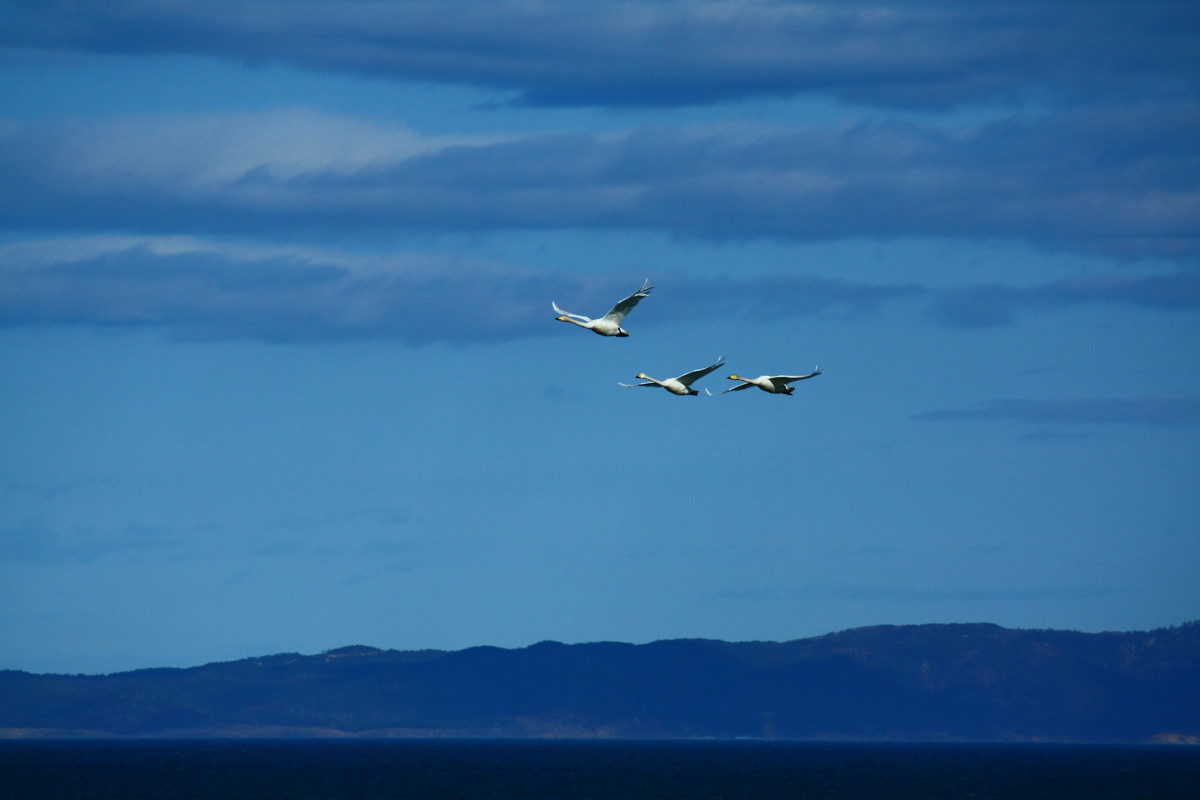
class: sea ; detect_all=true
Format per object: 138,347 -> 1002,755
1,739 -> 1198,799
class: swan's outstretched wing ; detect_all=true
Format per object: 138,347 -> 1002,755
675,356 -> 725,387
600,279 -> 653,324
618,380 -> 656,388
705,382 -> 754,396
551,301 -> 591,322
775,367 -> 822,384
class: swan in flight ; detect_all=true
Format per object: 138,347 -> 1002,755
705,368 -> 822,396
552,279 -> 653,337
620,357 -> 726,396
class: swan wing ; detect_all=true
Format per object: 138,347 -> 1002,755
675,356 -> 726,387
600,279 -> 653,324
775,368 -> 822,385
705,382 -> 752,396
619,380 -> 656,388
551,301 -> 591,322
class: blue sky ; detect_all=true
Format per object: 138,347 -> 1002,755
1,0 -> 1197,675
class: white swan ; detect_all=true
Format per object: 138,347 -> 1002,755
705,368 -> 822,396
552,279 -> 652,337
620,357 -> 726,396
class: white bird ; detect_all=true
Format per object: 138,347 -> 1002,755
552,279 -> 653,337
620,357 -> 726,396
705,367 -> 822,396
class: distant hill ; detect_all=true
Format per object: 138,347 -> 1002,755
2,623 -> 1198,741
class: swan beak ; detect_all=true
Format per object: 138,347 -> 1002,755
555,315 -> 568,321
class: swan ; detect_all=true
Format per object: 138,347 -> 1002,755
620,357 -> 726,396
552,279 -> 652,337
705,368 -> 822,396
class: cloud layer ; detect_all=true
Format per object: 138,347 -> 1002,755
2,106 -> 1196,259
3,1 -> 1196,109
916,397 -> 1200,427
1,2 -> 1195,340
2,236 -> 1195,343
930,271 -> 1200,327
0,236 -> 908,343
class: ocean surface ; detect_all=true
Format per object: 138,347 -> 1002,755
2,739 -> 1198,799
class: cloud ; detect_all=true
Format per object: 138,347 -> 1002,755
0,237 -> 552,343
0,108 -> 509,237
2,236 -> 1195,344
2,106 -> 1197,259
930,271 -> 1200,328
787,583 -> 1126,603
2,1 -> 1195,109
0,236 -> 917,343
703,583 -> 1125,604
915,397 -> 1200,427
0,522 -> 188,564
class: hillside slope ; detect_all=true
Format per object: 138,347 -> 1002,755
2,623 -> 1197,741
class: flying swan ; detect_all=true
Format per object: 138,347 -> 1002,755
552,279 -> 653,337
620,357 -> 726,396
705,368 -> 822,396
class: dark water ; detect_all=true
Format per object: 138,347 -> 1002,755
2,739 -> 1198,800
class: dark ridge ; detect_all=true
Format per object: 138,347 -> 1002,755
2,622 -> 1197,742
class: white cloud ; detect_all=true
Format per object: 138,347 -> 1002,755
5,107 -> 494,189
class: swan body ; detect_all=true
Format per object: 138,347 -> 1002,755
705,368 -> 822,396
552,279 -> 652,337
620,357 -> 725,396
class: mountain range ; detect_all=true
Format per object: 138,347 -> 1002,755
2,622 -> 1198,742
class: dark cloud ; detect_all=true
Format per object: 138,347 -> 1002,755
787,583 -> 1123,603
649,275 -> 921,322
931,271 -> 1200,328
2,106 -> 1196,259
915,397 -> 1200,427
2,1 -> 1195,109
0,522 -> 187,564
702,583 -> 1126,604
